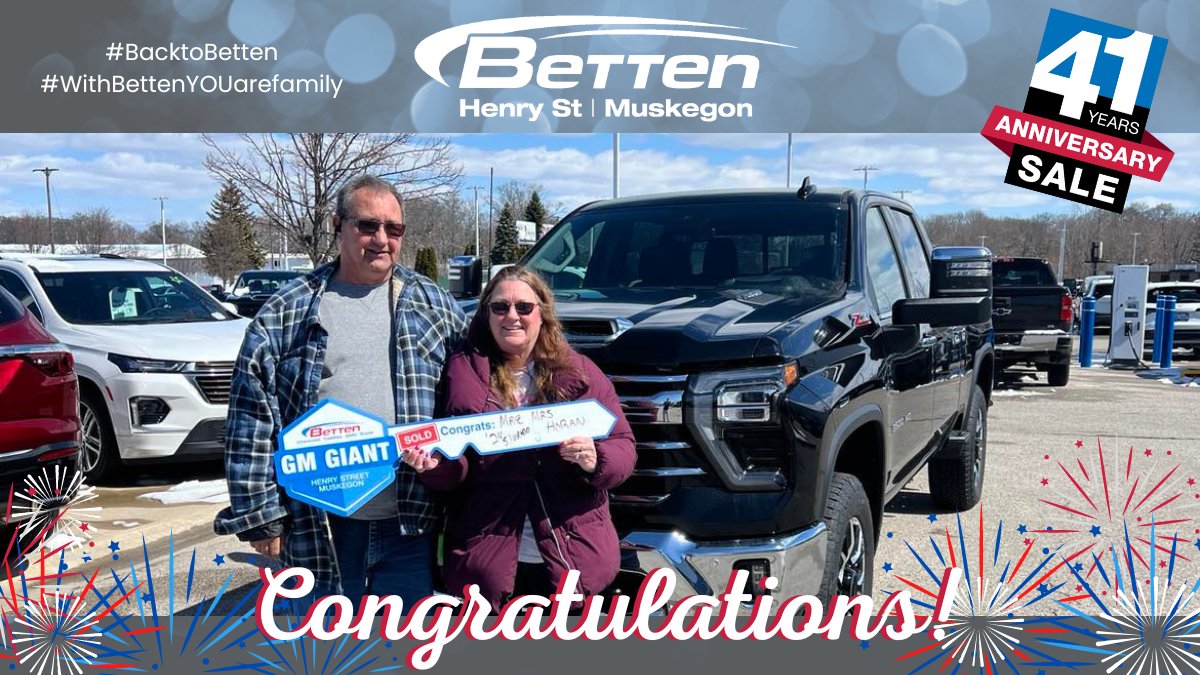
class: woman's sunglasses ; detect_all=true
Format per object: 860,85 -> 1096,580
488,301 -> 538,316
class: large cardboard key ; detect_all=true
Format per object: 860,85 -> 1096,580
274,398 -> 616,517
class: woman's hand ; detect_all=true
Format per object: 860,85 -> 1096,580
559,436 -> 597,473
402,447 -> 440,473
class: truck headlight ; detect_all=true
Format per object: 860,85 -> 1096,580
107,353 -> 191,373
711,363 -> 798,424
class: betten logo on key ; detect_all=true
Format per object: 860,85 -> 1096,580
414,16 -> 793,90
302,421 -> 363,440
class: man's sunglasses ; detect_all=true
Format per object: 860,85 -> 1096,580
349,218 -> 405,238
488,301 -> 538,316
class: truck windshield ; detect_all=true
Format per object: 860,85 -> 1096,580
525,201 -> 849,298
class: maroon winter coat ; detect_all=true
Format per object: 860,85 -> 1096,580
420,344 -> 635,607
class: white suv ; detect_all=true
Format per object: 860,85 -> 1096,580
0,254 -> 250,482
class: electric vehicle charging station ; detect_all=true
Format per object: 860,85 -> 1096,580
1106,265 -> 1150,367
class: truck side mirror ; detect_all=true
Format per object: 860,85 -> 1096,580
929,246 -> 992,299
893,296 -> 991,327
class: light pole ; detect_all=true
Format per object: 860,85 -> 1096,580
854,165 -> 878,190
1056,222 -> 1067,283
613,133 -> 620,198
154,196 -> 168,265
32,167 -> 58,253
469,185 -> 483,257
786,133 -> 793,187
980,235 -> 988,248
1131,232 -> 1141,264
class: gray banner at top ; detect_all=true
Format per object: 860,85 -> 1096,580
1,0 -> 1197,132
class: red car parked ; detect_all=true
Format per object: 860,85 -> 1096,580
0,287 -> 80,551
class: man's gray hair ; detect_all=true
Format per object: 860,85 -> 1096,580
334,175 -> 404,222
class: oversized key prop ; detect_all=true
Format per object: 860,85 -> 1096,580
274,398 -> 617,517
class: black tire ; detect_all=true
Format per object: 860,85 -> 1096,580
1047,363 -> 1070,387
79,389 -> 121,483
929,384 -> 987,511
819,472 -> 874,601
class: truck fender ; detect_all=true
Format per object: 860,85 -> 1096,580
816,403 -> 887,530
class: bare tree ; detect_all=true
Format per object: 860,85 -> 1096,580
201,134 -> 463,266
403,191 -> 475,269
66,208 -> 136,253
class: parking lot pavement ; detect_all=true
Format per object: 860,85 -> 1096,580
875,349 -> 1200,615
43,343 -> 1200,615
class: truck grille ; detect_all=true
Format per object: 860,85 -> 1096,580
607,374 -> 711,507
186,361 -> 235,405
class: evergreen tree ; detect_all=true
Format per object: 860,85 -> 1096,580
462,242 -> 476,256
415,247 -> 440,279
197,181 -> 265,283
490,204 -> 521,264
523,191 -> 550,238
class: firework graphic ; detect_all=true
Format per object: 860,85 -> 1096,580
890,505 -> 1091,672
1034,439 -> 1197,582
6,590 -> 102,675
1047,523 -> 1200,674
4,466 -> 101,567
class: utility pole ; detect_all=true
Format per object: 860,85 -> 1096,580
613,133 -> 620,198
895,189 -> 912,201
32,167 -> 58,253
979,235 -> 988,248
488,167 -> 494,262
854,165 -> 878,190
154,196 -> 168,265
469,185 -> 483,257
1131,232 -> 1141,264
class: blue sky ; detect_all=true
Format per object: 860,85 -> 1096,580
0,133 -> 1196,231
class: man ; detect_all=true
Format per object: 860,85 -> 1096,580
214,175 -> 467,605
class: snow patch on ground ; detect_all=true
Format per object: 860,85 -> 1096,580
992,389 -> 1049,397
138,479 -> 229,505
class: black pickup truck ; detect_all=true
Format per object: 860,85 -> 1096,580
991,257 -> 1073,386
517,187 -> 994,601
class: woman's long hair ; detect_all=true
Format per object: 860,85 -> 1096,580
468,266 -> 582,407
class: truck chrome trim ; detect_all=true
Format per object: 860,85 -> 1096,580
621,523 -> 828,603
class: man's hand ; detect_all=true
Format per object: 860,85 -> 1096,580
251,536 -> 282,558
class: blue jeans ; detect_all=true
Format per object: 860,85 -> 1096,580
327,516 -> 434,610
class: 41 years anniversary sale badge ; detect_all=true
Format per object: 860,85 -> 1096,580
981,9 -> 1174,213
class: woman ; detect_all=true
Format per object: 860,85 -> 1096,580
402,265 -> 635,607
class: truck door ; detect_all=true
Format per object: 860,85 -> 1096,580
864,207 -> 933,472
886,207 -> 968,438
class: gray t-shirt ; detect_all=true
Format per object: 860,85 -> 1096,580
318,277 -> 397,520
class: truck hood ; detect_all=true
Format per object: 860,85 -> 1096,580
60,319 -> 250,362
553,288 -> 821,369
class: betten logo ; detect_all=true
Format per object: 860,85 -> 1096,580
414,16 -> 794,90
302,421 -> 364,439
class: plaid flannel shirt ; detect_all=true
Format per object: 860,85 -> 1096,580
213,262 -> 467,592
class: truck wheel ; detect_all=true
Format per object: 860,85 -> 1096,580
1047,363 -> 1070,387
819,473 -> 874,601
80,390 -> 121,483
929,384 -> 987,511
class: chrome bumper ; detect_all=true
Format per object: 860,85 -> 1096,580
995,330 -> 1069,354
621,523 -> 828,602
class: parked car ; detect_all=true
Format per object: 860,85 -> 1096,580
0,286 -> 80,550
519,187 -> 994,601
227,269 -> 304,317
991,257 -> 1073,386
0,254 -> 250,482
1144,282 -> 1200,355
1084,278 -> 1114,328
